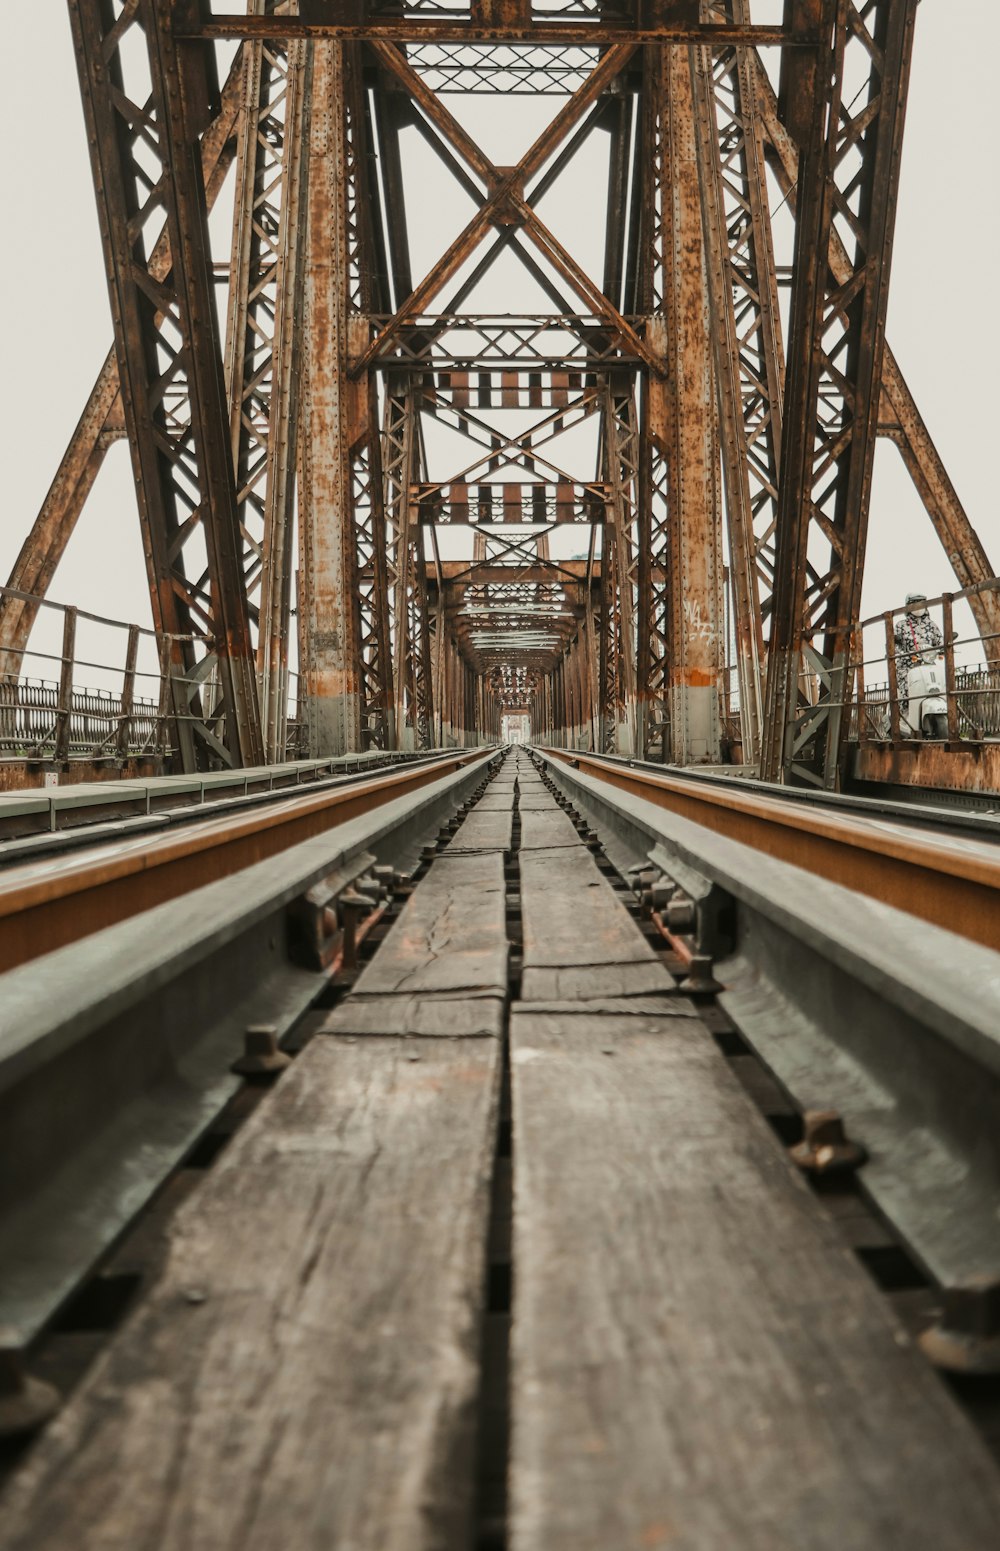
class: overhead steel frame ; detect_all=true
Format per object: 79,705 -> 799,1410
15,1 -> 989,782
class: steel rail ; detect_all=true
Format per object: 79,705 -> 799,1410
0,750 -> 461,855
0,749 -> 498,1348
0,749 -> 489,974
530,746 -> 1000,1307
541,747 -> 1000,951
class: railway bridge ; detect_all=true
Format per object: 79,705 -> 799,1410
2,3 -> 1000,1547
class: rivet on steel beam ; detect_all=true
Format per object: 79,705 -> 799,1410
789,1110 -> 866,1175
918,1278 -> 1000,1375
231,1025 -> 292,1078
678,953 -> 722,997
420,845 -> 438,863
0,1342 -> 61,1439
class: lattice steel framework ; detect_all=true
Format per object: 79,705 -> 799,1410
8,2 -> 990,786
67,0 -> 263,769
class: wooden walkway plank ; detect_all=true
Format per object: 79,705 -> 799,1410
518,807 -> 585,850
516,791 -> 563,811
473,792 -> 518,812
519,847 -> 678,1001
448,807 -> 513,853
347,849 -> 508,997
508,1010 -> 1000,1551
322,991 -> 506,1039
1,1035 -> 501,1551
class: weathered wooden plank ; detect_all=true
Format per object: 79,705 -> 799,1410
350,850 -> 508,995
449,807 -> 513,853
519,847 -> 677,1000
509,1012 -> 1000,1551
321,991 -> 506,1039
516,791 -> 562,811
1,1036 -> 500,1551
518,807 -> 585,850
518,994 -> 697,1019
473,792 -> 517,812
520,962 -> 676,1000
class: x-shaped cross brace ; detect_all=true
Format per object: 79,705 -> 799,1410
352,42 -> 665,378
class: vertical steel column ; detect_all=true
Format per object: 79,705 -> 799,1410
602,380 -> 638,755
298,41 -> 393,754
224,13 -> 311,760
298,41 -> 364,755
649,48 -> 723,765
691,8 -> 784,764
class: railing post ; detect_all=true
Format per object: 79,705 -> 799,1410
53,606 -> 77,765
155,635 -> 174,762
884,613 -> 901,744
852,628 -> 867,747
116,623 -> 140,762
942,593 -> 959,742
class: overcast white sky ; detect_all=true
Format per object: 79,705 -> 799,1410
1,2 -> 996,689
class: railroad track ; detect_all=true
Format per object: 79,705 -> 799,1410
543,747 -> 1000,949
2,747 -> 1000,1547
0,748 -> 485,972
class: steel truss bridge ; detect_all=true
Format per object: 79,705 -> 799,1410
2,0 -> 996,794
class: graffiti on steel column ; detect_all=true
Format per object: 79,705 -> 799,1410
683,598 -> 715,642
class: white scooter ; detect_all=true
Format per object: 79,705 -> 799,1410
900,654 -> 949,740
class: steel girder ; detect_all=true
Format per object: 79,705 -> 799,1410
384,380 -> 434,749
638,47 -> 723,767
297,40 -> 394,755
0,53 -> 245,684
223,9 -> 310,760
20,2 -> 983,779
691,6 -> 784,765
754,58 -> 1000,649
67,0 -> 263,770
761,0 -> 918,788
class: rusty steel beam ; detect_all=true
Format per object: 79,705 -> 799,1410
756,64 -> 1000,646
0,55 -> 245,681
636,47 -> 722,766
68,0 -> 263,771
223,13 -> 311,761
182,18 -> 801,48
298,41 -> 394,757
762,0 -> 918,789
691,6 -> 784,765
349,44 -> 647,377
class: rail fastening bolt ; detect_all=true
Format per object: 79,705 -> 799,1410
666,897 -> 697,932
918,1276 -> 1000,1375
0,1340 -> 60,1440
789,1109 -> 866,1176
678,953 -> 722,997
232,1024 -> 292,1078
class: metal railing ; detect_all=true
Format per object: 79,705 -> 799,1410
721,579 -> 1000,754
0,584 -> 302,766
0,677 -> 166,760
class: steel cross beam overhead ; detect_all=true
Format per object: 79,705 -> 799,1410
7,1 -> 990,784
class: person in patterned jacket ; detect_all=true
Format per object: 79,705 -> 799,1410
893,592 -> 944,673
